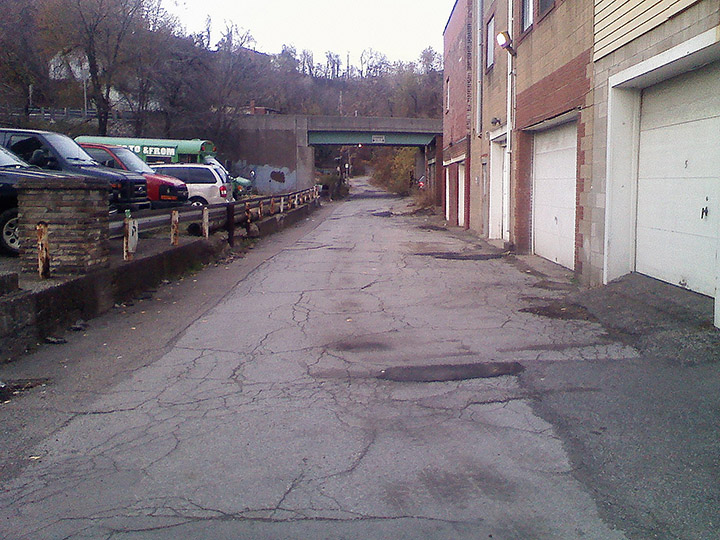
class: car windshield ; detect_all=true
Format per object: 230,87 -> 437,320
113,147 -> 153,173
0,145 -> 29,168
44,133 -> 96,164
211,165 -> 228,182
204,156 -> 229,180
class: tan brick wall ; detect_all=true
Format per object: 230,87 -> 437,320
17,176 -> 110,275
515,0 -> 594,94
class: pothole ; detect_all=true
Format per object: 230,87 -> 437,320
371,211 -> 394,218
377,361 -> 524,382
520,303 -> 597,321
418,224 -> 446,231
533,280 -> 575,291
416,252 -> 505,261
332,340 -> 392,352
0,378 -> 51,401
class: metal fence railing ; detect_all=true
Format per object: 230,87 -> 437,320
111,186 -> 320,260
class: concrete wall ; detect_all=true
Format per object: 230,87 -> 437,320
231,115 -> 441,195
232,116 -> 315,195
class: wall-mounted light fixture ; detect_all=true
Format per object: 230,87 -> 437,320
496,31 -> 517,56
490,117 -> 502,126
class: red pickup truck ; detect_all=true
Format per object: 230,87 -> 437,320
79,143 -> 189,209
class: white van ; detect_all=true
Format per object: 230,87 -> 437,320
151,164 -> 234,206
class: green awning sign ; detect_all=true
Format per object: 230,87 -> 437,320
120,145 -> 177,158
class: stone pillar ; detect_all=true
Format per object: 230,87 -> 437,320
16,175 -> 110,275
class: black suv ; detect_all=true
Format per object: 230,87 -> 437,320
0,129 -> 150,212
0,145 -> 75,255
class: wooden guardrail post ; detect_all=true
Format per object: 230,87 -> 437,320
270,197 -> 276,214
258,200 -> 264,219
170,210 -> 180,246
280,196 -> 285,213
202,207 -> 210,238
123,216 -> 138,261
37,222 -> 50,279
226,203 -> 235,247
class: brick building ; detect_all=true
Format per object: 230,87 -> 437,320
469,0 -> 594,269
444,0 -> 720,326
443,0 -> 473,227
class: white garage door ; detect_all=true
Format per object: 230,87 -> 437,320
532,122 -> 577,269
636,62 -> 720,297
458,163 -> 466,227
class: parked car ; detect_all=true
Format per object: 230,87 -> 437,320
0,129 -> 150,212
0,146 -> 73,255
150,164 -> 234,206
79,142 -> 189,209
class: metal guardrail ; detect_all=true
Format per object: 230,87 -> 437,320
0,106 -> 131,120
111,186 -> 320,259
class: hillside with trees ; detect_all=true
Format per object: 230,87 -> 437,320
0,0 -> 442,155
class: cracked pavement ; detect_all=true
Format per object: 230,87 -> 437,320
2,177 -> 708,539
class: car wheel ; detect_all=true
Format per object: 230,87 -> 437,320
189,197 -> 207,207
0,208 -> 20,256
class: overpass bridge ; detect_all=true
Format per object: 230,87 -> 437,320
230,115 -> 442,194
306,116 -> 442,147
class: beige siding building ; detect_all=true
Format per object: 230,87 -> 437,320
589,0 -> 720,326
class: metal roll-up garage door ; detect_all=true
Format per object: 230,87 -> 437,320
636,61 -> 720,296
532,122 -> 578,269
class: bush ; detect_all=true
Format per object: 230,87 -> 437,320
368,147 -> 416,195
319,173 -> 348,199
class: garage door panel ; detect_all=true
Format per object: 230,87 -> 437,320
636,61 -> 720,297
533,123 -> 577,270
534,126 -> 576,154
638,177 -> 718,238
534,148 -> 577,179
636,227 -> 717,296
640,62 -> 720,131
533,184 -> 576,210
638,118 -> 720,179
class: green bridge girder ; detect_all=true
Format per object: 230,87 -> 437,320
307,131 -> 437,146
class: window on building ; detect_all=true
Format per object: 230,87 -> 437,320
522,0 -> 534,31
538,0 -> 554,17
486,16 -> 495,69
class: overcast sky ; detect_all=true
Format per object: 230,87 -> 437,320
165,0 -> 457,65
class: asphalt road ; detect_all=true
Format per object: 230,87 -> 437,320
0,177 -> 718,539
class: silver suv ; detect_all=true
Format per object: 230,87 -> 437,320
150,164 -> 234,206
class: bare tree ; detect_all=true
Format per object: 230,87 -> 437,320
0,1 -> 51,110
38,0 -> 146,134
299,49 -> 315,77
325,52 -> 342,80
